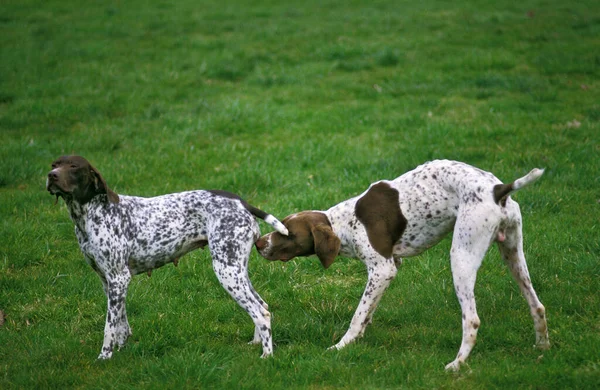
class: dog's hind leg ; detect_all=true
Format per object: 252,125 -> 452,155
497,203 -> 549,351
445,207 -> 498,371
246,275 -> 269,346
209,237 -> 273,358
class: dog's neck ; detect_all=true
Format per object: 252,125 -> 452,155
323,207 -> 356,258
66,196 -> 108,238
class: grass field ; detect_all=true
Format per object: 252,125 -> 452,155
1,0 -> 599,388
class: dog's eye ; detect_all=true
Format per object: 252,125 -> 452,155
70,164 -> 78,169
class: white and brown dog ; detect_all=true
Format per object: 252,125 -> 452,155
256,160 -> 550,370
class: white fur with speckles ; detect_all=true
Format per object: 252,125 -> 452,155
56,187 -> 277,360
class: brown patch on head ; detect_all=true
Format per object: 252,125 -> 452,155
47,155 -> 119,204
256,211 -> 340,268
89,163 -> 119,204
355,182 -> 407,258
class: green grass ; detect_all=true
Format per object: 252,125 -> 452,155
1,0 -> 599,388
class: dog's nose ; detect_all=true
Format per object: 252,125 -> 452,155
48,171 -> 58,181
255,239 -> 266,251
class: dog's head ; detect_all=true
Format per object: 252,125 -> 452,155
255,211 -> 340,269
46,155 -> 119,205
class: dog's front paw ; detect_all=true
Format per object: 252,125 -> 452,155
116,327 -> 131,349
535,339 -> 550,350
260,350 -> 273,359
444,360 -> 461,372
97,351 -> 112,360
327,342 -> 344,351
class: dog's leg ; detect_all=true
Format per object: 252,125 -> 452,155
330,255 -> 397,350
98,268 -> 131,360
117,302 -> 132,349
445,210 -> 497,371
497,218 -> 549,351
210,239 -> 273,358
246,275 -> 269,345
96,270 -> 131,353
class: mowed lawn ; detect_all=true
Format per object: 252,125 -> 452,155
1,0 -> 599,388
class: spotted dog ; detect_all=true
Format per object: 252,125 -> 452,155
46,155 -> 288,359
256,160 -> 550,370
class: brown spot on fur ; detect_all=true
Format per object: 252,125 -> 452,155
493,182 -> 514,206
355,182 -> 407,258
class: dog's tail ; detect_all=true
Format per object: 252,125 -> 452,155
247,206 -> 290,236
208,190 -> 289,236
493,168 -> 544,205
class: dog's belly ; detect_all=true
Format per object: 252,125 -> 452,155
393,216 -> 456,258
128,235 -> 208,275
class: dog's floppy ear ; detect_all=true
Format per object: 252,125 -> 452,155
90,164 -> 119,204
311,224 -> 340,269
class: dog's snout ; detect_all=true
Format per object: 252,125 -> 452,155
48,171 -> 58,181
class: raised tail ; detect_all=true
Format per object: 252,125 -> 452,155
243,205 -> 289,236
493,168 -> 544,205
208,190 -> 289,236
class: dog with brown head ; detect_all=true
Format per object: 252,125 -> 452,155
46,155 -> 119,205
255,211 -> 340,269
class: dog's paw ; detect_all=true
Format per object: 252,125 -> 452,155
327,342 -> 345,351
260,351 -> 273,359
97,352 -> 112,360
535,339 -> 551,350
444,360 -> 461,372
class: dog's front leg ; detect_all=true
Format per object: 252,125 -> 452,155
330,257 -> 397,350
98,268 -> 131,359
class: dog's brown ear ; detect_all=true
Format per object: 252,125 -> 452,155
90,165 -> 119,204
311,224 -> 340,269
